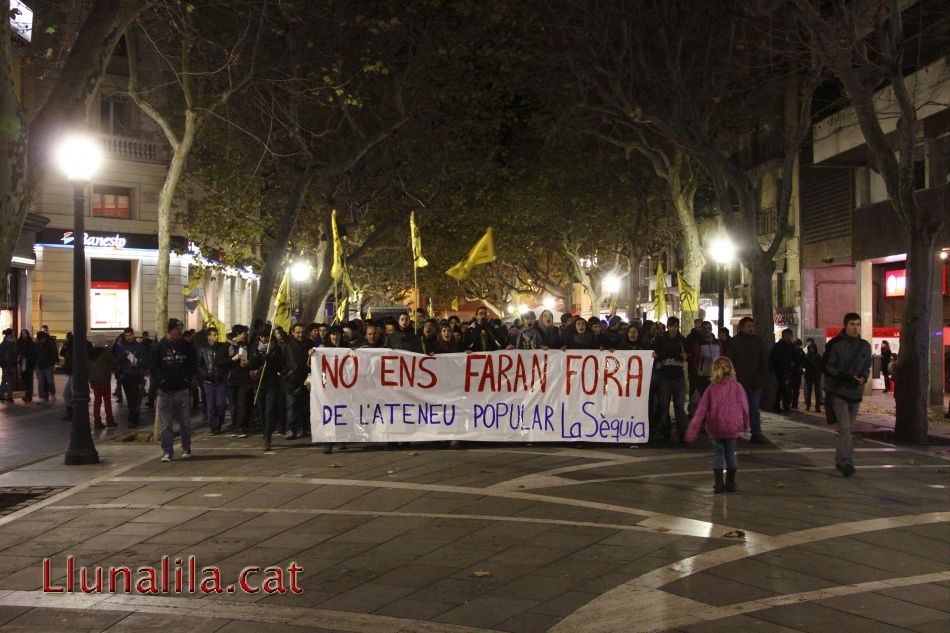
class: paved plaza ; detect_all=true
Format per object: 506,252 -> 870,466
0,399 -> 946,632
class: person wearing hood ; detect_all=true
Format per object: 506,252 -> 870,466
538,309 -> 561,349
599,315 -> 623,349
226,325 -> 252,438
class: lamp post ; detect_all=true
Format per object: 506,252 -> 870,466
708,235 -> 736,330
56,135 -> 102,465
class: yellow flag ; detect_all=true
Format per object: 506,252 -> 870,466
366,306 -> 373,320
451,296 -> 458,311
198,302 -> 227,338
181,266 -> 203,296
427,298 -> 434,318
655,262 -> 667,319
335,297 -> 348,324
272,270 -> 292,332
330,209 -> 343,281
676,271 -> 698,314
446,228 -> 495,281
410,211 -> 428,268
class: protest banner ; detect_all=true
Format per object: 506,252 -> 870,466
309,348 -> 652,444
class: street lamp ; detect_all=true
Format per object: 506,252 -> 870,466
708,235 -> 736,330
290,261 -> 312,282
603,274 -> 621,295
542,296 -> 556,311
56,134 -> 102,465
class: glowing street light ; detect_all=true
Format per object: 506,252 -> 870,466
57,134 -> 103,466
603,274 -> 621,294
518,303 -> 529,315
542,296 -> 556,311
290,261 -> 312,282
708,235 -> 736,328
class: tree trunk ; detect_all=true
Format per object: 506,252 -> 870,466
626,255 -> 641,319
155,115 -> 196,334
0,6 -> 27,286
672,193 -> 704,327
301,233 -> 335,322
893,227 -> 937,443
251,168 -> 313,323
747,253 -> 776,410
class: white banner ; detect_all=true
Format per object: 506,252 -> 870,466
309,348 -> 652,444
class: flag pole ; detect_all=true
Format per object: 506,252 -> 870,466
413,262 -> 419,334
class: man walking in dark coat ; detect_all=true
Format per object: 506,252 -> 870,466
727,317 -> 770,444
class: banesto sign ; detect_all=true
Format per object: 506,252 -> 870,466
61,231 -> 127,249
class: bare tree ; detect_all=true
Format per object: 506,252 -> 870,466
0,0 -> 151,285
784,0 -> 948,441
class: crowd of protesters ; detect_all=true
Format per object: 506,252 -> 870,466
0,308 -> 903,474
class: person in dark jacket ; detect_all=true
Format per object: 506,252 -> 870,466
111,333 -> 124,404
803,339 -> 823,413
0,329 -> 15,402
387,312 -> 423,353
879,340 -> 893,393
726,317 -> 770,444
463,307 -> 503,352
153,318 -> 196,461
689,321 -> 723,411
561,317 -> 598,350
32,331 -> 58,402
281,323 -> 312,440
824,313 -> 872,477
250,324 -> 283,451
318,325 -> 349,454
600,315 -> 623,350
15,330 -> 34,403
420,319 -> 439,355
769,328 -> 798,413
353,323 -> 385,349
196,327 -> 229,434
225,325 -> 252,438
652,317 -> 689,442
88,346 -> 117,428
507,311 -> 548,350
115,327 -> 147,428
789,339 -> 806,410
617,322 -> 651,350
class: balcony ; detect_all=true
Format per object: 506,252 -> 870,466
98,134 -> 165,163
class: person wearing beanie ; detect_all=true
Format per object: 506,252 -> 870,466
226,325 -> 252,438
153,318 -> 195,462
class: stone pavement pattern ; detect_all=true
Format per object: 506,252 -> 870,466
0,411 -> 946,632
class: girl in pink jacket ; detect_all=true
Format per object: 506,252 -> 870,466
685,357 -> 750,493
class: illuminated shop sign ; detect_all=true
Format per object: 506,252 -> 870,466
61,231 -> 128,249
884,269 -> 906,297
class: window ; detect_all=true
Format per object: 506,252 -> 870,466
99,96 -> 132,136
92,185 -> 133,219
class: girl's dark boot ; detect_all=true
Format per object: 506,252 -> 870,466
713,470 -> 724,494
725,468 -> 737,492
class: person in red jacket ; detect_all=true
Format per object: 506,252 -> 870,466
685,357 -> 750,494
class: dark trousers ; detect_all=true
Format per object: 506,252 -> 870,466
0,365 -> 14,400
203,382 -> 227,430
882,370 -> 891,392
655,374 -> 688,440
284,384 -> 309,435
20,367 -> 33,401
257,383 -> 281,441
789,372 -> 802,408
120,375 -> 143,426
804,375 -> 822,410
773,373 -> 792,411
228,384 -> 250,433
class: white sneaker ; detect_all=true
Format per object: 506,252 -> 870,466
161,453 -> 172,462
181,452 -> 192,459
237,433 -> 248,438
